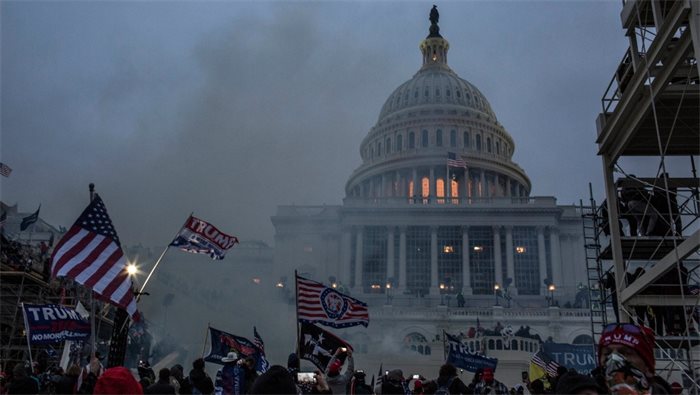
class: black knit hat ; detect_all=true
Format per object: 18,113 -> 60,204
554,372 -> 603,395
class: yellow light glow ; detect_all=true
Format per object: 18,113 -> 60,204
548,284 -> 556,292
386,283 -> 392,289
331,282 -> 338,288
126,264 -> 137,276
439,283 -> 446,290
443,245 -> 454,253
276,282 -> 285,288
371,284 -> 381,289
515,246 -> 526,254
494,284 -> 500,291
253,277 -> 261,284
473,245 -> 483,252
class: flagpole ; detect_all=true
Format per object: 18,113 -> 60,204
201,322 -> 210,357
21,303 -> 35,370
89,184 -> 97,361
138,213 -> 193,299
295,270 -> 300,357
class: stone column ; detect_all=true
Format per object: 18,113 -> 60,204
341,227 -> 353,285
505,226 -> 517,295
412,168 -> 418,201
464,171 -> 470,200
446,167 -> 451,202
549,227 -> 563,291
395,171 -> 401,198
381,173 -> 387,198
493,226 -> 503,286
368,177 -> 375,198
506,177 -> 512,198
398,226 -> 407,292
462,227 -> 472,295
387,227 -> 395,282
430,226 -> 439,295
354,227 -> 364,293
480,170 -> 486,198
429,167 -> 435,202
495,174 -> 501,197
537,226 -> 547,295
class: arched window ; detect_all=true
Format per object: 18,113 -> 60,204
409,132 -> 415,149
496,340 -> 503,350
476,135 -> 482,151
487,137 -> 492,153
450,130 -> 457,147
451,180 -> 459,198
397,135 -> 403,152
409,180 -> 415,197
386,138 -> 391,154
436,179 -> 445,199
573,334 -> 594,345
421,177 -> 430,198
464,132 -> 470,148
403,332 -> 430,355
488,340 -> 495,350
436,129 -> 443,147
422,130 -> 429,147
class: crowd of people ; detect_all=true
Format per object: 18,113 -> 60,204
0,322 -> 687,394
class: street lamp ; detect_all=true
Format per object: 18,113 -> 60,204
385,281 -> 393,305
548,284 -> 556,306
494,283 -> 501,306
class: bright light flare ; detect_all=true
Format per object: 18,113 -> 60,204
126,264 -> 138,276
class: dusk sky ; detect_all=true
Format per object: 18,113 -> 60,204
3,1 -> 632,247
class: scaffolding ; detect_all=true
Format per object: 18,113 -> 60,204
595,0 -> 700,388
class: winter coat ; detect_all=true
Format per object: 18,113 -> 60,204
188,369 -> 215,395
436,376 -> 470,395
146,379 -> 176,394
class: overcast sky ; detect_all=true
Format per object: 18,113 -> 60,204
2,1 -> 632,247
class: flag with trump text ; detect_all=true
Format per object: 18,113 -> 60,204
50,195 -> 138,319
298,322 -> 352,371
296,274 -> 369,328
444,332 -> 498,373
169,215 -> 238,260
204,326 -> 268,373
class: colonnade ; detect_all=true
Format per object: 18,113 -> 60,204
351,166 -> 527,200
341,225 -> 563,297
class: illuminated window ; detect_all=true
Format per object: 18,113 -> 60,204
436,179 -> 445,199
443,245 -> 454,253
421,177 -> 430,198
451,180 -> 459,198
516,246 -> 526,254
409,180 -> 415,197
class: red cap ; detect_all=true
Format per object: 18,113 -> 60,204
598,324 -> 655,374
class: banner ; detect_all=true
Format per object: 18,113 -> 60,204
444,332 -> 498,373
298,322 -> 352,371
297,274 -> 369,328
542,343 -> 596,374
203,327 -> 267,372
170,216 -> 238,260
22,303 -> 90,344
59,302 -> 89,370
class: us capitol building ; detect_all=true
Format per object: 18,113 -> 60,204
271,8 -> 595,383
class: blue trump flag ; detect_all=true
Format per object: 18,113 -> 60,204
444,332 -> 498,373
22,303 -> 90,344
542,342 -> 596,374
204,326 -> 268,373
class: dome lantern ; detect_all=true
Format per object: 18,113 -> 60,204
421,6 -> 449,69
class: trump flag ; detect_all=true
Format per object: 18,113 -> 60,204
169,215 -> 238,260
296,274 -> 369,328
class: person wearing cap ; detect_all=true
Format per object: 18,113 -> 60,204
324,348 -> 354,394
554,371 -> 603,395
598,323 -> 672,394
93,366 -> 143,395
473,367 -> 509,395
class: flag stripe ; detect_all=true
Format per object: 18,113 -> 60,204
296,274 -> 369,328
54,231 -> 99,277
83,247 -> 123,289
67,235 -> 112,281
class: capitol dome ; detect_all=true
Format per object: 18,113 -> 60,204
345,9 -> 531,201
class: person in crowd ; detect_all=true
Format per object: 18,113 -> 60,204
466,368 -> 484,395
598,323 -> 672,394
456,292 -> 465,308
325,348 -> 354,394
93,366 -> 143,395
434,364 -> 469,395
168,364 -> 187,394
249,365 -> 297,395
528,379 -> 545,395
241,356 -> 259,394
56,364 -> 81,394
375,369 -> 406,395
138,360 -> 156,393
412,379 -> 424,395
347,370 -> 372,395
5,364 -> 39,394
146,368 -> 176,394
215,352 -> 247,395
554,371 -> 603,395
186,358 -> 214,395
473,367 -> 509,395
310,371 -> 332,395
548,366 -> 569,394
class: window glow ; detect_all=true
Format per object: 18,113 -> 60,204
515,246 -> 526,254
421,177 -> 430,198
451,180 -> 459,198
473,245 -> 483,252
436,179 -> 445,198
443,245 -> 454,253
409,180 -> 414,197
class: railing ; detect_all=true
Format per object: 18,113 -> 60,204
601,48 -> 635,115
342,196 -> 557,207
371,306 -> 594,321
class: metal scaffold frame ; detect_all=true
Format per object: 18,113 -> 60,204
594,0 -> 700,389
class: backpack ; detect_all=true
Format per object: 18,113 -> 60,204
435,377 -> 455,395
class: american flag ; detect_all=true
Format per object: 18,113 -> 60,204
253,326 -> 270,373
50,195 -> 138,319
296,274 -> 369,328
531,350 -> 559,377
447,152 -> 467,168
0,162 -> 11,177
